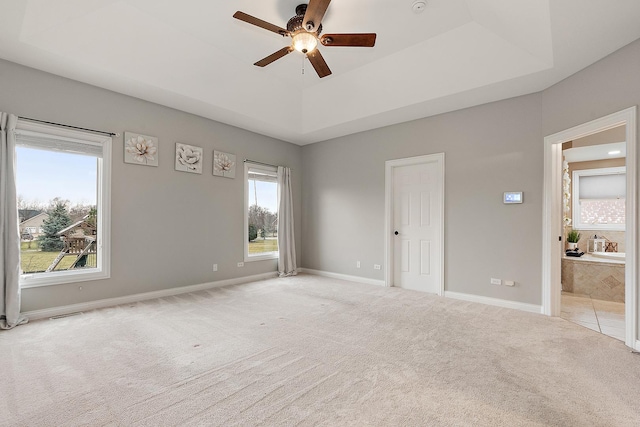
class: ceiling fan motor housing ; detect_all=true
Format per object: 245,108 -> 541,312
288,4 -> 322,35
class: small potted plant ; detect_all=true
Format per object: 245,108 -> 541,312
567,229 -> 581,250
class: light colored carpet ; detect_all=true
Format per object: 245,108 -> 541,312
1,274 -> 640,426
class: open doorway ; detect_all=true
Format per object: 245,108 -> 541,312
559,127 -> 626,340
542,107 -> 637,349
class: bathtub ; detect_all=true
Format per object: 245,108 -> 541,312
592,251 -> 626,262
562,252 -> 625,302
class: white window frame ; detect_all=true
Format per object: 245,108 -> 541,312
16,120 -> 112,288
244,162 -> 278,262
572,166 -> 625,231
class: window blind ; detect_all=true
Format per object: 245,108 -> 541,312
15,130 -> 103,158
248,169 -> 277,183
579,173 -> 625,199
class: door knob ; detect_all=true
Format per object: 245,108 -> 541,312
394,231 -> 399,235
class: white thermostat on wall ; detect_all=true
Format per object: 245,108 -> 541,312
503,192 -> 523,204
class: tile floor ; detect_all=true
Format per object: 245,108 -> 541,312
561,292 -> 625,341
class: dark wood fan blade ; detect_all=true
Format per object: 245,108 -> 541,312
254,47 -> 294,67
307,49 -> 332,78
233,11 -> 289,36
303,0 -> 331,32
320,33 -> 377,47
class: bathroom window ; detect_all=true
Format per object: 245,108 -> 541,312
572,166 -> 625,231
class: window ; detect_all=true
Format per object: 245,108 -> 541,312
15,120 -> 111,287
572,166 -> 625,230
244,162 -> 278,261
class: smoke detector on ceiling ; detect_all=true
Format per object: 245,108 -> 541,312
412,1 -> 427,13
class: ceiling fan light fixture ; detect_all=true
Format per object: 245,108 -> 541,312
292,31 -> 318,54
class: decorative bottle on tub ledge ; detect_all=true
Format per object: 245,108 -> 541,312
587,236 -> 606,253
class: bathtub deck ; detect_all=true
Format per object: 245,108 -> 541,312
561,255 -> 625,302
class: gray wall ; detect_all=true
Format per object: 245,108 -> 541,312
302,38 -> 640,306
0,59 -> 302,312
302,95 -> 544,305
541,40 -> 640,138
4,36 -> 640,313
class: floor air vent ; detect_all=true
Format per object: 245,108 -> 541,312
49,312 -> 84,320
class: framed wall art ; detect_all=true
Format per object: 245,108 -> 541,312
213,150 -> 236,178
175,143 -> 203,174
124,132 -> 158,166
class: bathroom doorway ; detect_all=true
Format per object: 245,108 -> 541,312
559,127 -> 626,340
542,107 -> 637,349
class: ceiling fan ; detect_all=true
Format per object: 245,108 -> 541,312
233,0 -> 376,78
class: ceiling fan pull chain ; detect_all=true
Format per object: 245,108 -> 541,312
302,55 -> 305,75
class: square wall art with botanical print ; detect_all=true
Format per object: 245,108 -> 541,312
175,143 -> 203,174
213,150 -> 236,178
124,132 -> 158,166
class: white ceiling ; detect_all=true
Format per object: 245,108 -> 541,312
1,0 -> 640,145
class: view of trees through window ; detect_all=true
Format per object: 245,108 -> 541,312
247,168 -> 278,257
17,146 -> 99,275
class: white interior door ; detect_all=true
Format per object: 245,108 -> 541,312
390,155 -> 443,294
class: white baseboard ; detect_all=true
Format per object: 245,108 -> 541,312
444,291 -> 544,314
23,271 -> 278,321
299,270 -> 542,316
24,272 -> 542,321
635,340 -> 640,351
299,268 -> 386,287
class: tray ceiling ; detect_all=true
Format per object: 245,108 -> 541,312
1,0 -> 639,145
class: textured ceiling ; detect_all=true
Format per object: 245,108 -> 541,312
1,0 -> 640,145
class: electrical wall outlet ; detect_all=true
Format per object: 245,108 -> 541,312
374,264 -> 381,270
237,262 -> 244,267
504,280 -> 515,287
212,264 -> 218,272
490,278 -> 501,285
356,261 -> 361,268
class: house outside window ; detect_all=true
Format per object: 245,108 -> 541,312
18,211 -> 48,239
244,162 -> 278,261
15,120 -> 111,287
572,166 -> 625,231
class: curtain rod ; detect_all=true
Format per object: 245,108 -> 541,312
18,116 -> 119,137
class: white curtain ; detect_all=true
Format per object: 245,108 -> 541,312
277,166 -> 297,277
1,113 -> 26,329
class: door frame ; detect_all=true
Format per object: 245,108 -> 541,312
385,153 -> 445,295
542,106 -> 637,349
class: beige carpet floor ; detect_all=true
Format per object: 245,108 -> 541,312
2,274 -> 640,426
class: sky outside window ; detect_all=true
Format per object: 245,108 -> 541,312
16,147 -> 97,206
248,179 -> 278,213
